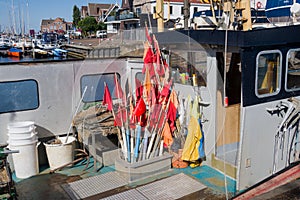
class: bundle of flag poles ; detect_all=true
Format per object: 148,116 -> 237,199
101,24 -> 205,164
100,25 -> 175,163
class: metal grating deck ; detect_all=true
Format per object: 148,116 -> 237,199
99,173 -> 206,200
64,172 -> 206,200
64,171 -> 127,199
100,189 -> 148,200
136,173 -> 207,200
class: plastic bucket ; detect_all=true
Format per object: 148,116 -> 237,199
7,129 -> 36,139
8,133 -> 38,145
7,121 -> 35,133
44,136 -> 76,170
7,126 -> 35,134
10,140 -> 40,179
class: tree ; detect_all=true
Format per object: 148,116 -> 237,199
78,16 -> 98,36
72,5 -> 81,28
96,22 -> 107,30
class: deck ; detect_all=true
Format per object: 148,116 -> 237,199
13,156 -> 234,200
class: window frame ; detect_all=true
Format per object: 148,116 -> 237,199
80,72 -> 121,103
285,48 -> 300,92
0,79 -> 39,114
255,50 -> 282,98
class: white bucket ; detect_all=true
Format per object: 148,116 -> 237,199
7,126 -> 35,134
10,140 -> 40,179
44,136 -> 76,170
7,121 -> 35,133
8,133 -> 38,145
7,130 -> 36,139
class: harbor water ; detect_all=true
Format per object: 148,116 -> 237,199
0,55 -> 68,63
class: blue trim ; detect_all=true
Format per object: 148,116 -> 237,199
266,7 -> 291,18
265,0 -> 300,19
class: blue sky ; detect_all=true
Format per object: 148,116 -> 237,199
0,0 -> 120,33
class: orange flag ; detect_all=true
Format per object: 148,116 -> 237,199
143,67 -> 151,103
162,122 -> 173,147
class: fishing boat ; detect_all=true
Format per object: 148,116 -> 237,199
51,48 -> 68,57
0,37 -> 11,50
265,0 -> 300,24
32,48 -> 49,59
33,33 -> 60,50
7,48 -> 23,57
0,0 -> 300,199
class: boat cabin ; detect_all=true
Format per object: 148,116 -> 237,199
156,24 -> 300,191
0,25 -> 300,198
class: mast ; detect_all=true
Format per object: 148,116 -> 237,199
183,0 -> 190,30
11,0 -> 17,35
19,1 -> 23,36
26,1 -> 29,34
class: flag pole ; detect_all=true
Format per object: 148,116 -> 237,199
115,73 -> 128,161
141,96 -> 154,160
64,86 -> 87,144
104,81 -> 125,158
149,93 -> 172,158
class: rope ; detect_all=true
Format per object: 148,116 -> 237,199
223,1 -> 231,199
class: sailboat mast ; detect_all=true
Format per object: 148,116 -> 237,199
11,0 -> 16,35
26,1 -> 29,34
19,1 -> 23,36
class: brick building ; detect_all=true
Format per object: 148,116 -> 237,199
40,17 -> 73,33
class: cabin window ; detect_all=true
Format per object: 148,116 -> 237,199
171,51 -> 207,87
0,80 -> 39,113
80,73 -> 120,103
286,49 -> 300,91
136,72 -> 145,83
255,50 -> 282,97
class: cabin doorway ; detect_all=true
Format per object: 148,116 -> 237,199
214,52 -> 241,178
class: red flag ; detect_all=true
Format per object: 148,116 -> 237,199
133,97 -> 146,117
143,42 -> 155,77
153,35 -> 165,76
150,84 -> 158,107
102,84 -> 113,111
114,74 -> 124,100
167,101 -> 177,132
135,78 -> 143,101
140,112 -> 147,127
114,106 -> 126,127
160,79 -> 172,97
149,104 -> 162,131
145,23 -> 152,44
